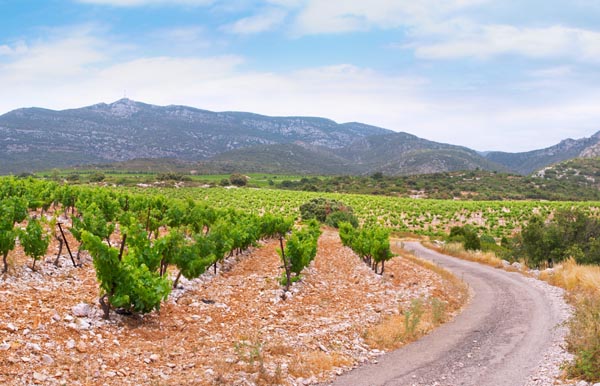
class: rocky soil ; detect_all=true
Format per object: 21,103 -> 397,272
0,229 -> 463,385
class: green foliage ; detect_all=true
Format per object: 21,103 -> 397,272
339,222 -> 394,274
403,298 -> 424,338
275,169 -> 600,202
89,172 -> 106,182
0,200 -> 19,273
513,209 -> 600,267
448,225 -> 481,251
175,235 -> 214,280
229,173 -> 248,187
72,202 -> 115,245
82,231 -> 171,317
324,210 -> 359,228
279,220 -> 321,290
20,217 -> 50,270
157,172 -> 191,182
300,197 -> 357,228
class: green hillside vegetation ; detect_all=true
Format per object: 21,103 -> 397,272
274,170 -> 600,201
31,158 -> 600,201
534,157 -> 600,188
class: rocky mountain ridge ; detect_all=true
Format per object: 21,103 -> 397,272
0,98 -> 598,175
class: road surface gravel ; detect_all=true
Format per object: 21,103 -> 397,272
331,242 -> 572,386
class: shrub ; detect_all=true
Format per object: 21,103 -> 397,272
324,210 -> 359,228
89,172 -> 106,182
300,198 -> 357,228
229,174 -> 248,186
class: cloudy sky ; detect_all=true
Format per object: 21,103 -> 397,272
1,0 -> 600,151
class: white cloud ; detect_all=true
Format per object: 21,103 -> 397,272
413,24 -> 600,61
0,42 -> 28,56
529,66 -> 573,78
291,0 -> 488,35
1,29 -> 600,152
226,8 -> 287,35
75,0 -> 213,6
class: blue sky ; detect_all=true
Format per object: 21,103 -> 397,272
1,0 -> 600,151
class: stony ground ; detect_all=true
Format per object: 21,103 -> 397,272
0,228 -> 462,386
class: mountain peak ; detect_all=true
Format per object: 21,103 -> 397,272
107,98 -> 140,117
111,97 -> 136,105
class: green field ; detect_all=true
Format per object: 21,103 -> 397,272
122,185 -> 600,238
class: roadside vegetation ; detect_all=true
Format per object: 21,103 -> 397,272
430,210 -> 600,383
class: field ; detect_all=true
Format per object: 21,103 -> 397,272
2,177 -> 599,384
0,217 -> 466,385
128,185 -> 600,238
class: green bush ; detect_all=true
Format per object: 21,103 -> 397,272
229,174 -> 248,187
325,210 -> 359,228
448,225 -> 480,251
300,198 -> 357,228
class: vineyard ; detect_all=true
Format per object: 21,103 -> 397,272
0,177 -> 466,385
129,185 -> 600,238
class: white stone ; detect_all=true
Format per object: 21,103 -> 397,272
72,303 -> 91,317
5,323 -> 18,332
66,339 -> 76,349
42,354 -> 54,365
33,372 -> 47,382
77,319 -> 91,330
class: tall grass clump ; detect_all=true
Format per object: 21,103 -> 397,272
540,259 -> 600,382
433,241 -> 504,268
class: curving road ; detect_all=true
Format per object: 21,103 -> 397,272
331,242 -> 564,386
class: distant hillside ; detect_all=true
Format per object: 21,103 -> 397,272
485,132 -> 600,175
0,99 -> 390,174
198,133 -> 507,176
533,157 -> 600,188
335,133 -> 507,175
1,98 -> 599,177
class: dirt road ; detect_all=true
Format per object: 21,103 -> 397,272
331,242 -> 567,386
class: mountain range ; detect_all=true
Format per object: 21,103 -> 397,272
0,98 -> 598,176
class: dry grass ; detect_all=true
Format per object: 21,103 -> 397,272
425,241 -> 505,268
288,351 -> 352,378
539,258 -> 600,294
364,297 -> 449,350
537,258 -> 600,382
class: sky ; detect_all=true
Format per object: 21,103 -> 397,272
1,1 -> 600,151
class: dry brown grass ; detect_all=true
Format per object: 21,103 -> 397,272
425,241 -> 505,268
539,258 -> 600,294
288,351 -> 353,378
364,298 -> 449,350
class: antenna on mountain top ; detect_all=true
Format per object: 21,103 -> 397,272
123,90 -> 128,99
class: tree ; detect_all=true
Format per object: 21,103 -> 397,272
229,174 -> 248,187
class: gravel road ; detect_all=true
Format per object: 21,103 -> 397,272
330,242 -> 572,386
